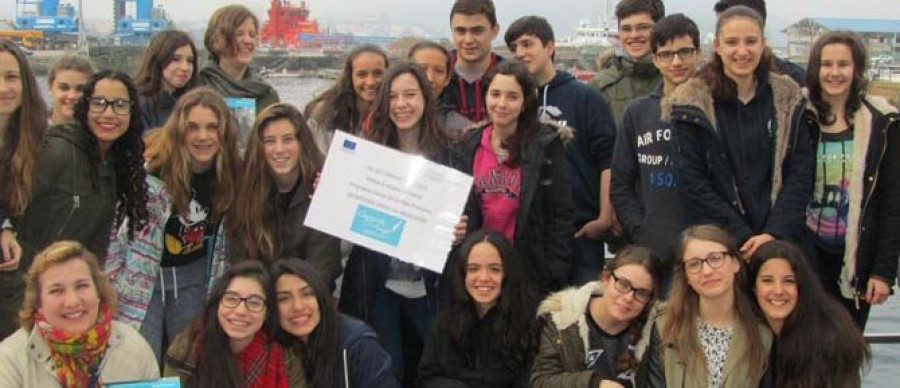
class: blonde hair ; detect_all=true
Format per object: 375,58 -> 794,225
18,241 -> 117,330
144,87 -> 242,221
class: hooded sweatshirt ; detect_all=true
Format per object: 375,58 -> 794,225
610,85 -> 684,265
13,123 -> 118,267
537,70 -> 617,226
440,52 -> 503,131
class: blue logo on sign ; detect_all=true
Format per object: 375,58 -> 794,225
343,139 -> 357,150
350,205 -> 405,246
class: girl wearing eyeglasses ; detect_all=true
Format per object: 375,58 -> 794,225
637,224 -> 772,388
106,87 -> 242,361
12,70 -> 148,296
530,245 -> 662,388
418,230 -> 539,388
163,260 -> 303,388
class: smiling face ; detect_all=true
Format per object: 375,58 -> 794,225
653,36 -> 698,88
162,44 -> 195,92
0,51 -> 23,119
486,74 -> 524,129
465,242 -> 504,314
276,274 -> 321,343
87,78 -> 131,151
818,43 -> 855,100
601,264 -> 654,323
38,258 -> 101,337
351,52 -> 386,104
509,34 -> 555,83
411,47 -> 450,99
683,239 -> 740,301
49,70 -> 88,124
754,258 -> 798,332
219,17 -> 257,71
183,105 -> 221,173
715,16 -> 766,81
451,13 -> 499,65
262,118 -> 301,179
389,73 -> 426,131
217,277 -> 267,346
619,12 -> 655,59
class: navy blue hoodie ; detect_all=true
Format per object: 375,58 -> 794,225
537,70 -> 617,226
610,85 -> 685,266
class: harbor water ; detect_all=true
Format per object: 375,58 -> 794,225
38,76 -> 898,383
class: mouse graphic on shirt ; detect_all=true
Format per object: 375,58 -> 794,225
165,198 -> 209,255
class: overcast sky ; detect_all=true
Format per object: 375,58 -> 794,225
3,0 -> 899,42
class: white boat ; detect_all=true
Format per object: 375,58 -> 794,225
556,1 -> 618,49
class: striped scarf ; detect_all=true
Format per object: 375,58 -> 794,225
35,305 -> 113,388
237,331 -> 288,388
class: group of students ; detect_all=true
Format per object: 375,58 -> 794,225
0,0 -> 896,387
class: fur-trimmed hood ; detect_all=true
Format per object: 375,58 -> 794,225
661,72 -> 805,205
536,281 -> 663,363
536,281 -> 604,361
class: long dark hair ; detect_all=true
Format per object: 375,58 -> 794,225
304,44 -> 388,134
749,240 -> 870,387
134,30 -> 198,100
807,31 -> 868,126
273,259 -> 338,388
701,5 -> 774,101
0,39 -> 47,216
601,246 -> 664,374
440,230 -> 539,373
483,61 -> 540,166
232,104 -> 324,261
73,70 -> 148,238
368,62 -> 451,160
184,260 -> 277,388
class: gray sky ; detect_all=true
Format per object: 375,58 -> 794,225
3,0 -> 899,43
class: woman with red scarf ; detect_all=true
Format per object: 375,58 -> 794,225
0,240 -> 159,387
163,260 -> 303,388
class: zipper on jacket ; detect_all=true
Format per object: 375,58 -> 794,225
854,115 -> 896,298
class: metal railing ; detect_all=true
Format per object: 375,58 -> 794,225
865,333 -> 900,344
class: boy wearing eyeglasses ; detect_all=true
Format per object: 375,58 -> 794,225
610,14 -> 700,294
589,0 -> 665,127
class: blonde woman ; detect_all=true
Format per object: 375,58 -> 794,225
0,241 -> 158,387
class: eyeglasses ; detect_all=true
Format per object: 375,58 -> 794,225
610,272 -> 653,303
655,47 -> 698,63
683,251 -> 730,274
620,23 -> 654,35
88,97 -> 133,115
221,292 -> 267,312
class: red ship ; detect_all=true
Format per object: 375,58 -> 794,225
260,0 -> 321,48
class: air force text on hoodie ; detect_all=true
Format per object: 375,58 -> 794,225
537,70 -> 617,226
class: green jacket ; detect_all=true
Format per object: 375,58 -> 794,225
531,281 -> 635,388
637,309 -> 773,388
589,51 -> 661,127
13,123 -> 118,267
